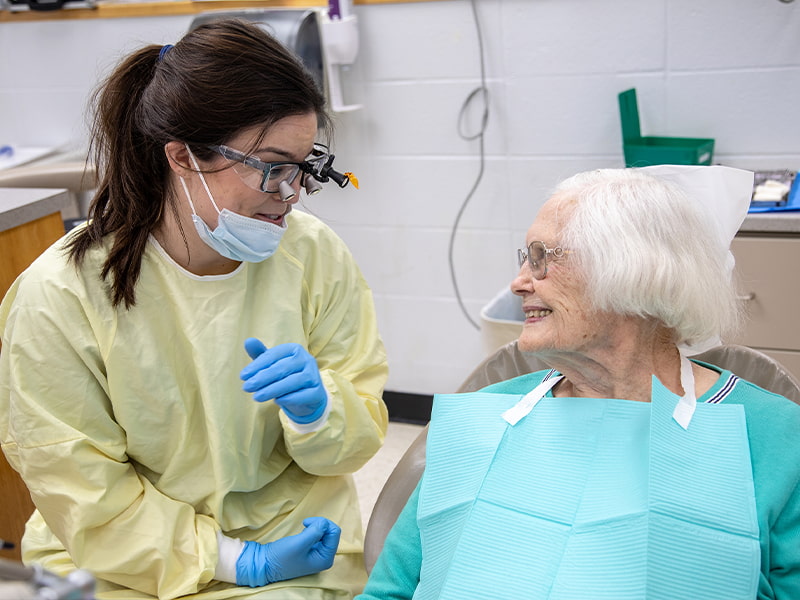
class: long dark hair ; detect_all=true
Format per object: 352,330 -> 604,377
67,19 -> 331,308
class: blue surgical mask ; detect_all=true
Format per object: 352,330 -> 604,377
181,146 -> 286,263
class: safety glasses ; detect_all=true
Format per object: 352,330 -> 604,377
208,143 -> 331,193
517,241 -> 566,280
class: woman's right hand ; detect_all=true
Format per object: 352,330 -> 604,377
241,338 -> 328,424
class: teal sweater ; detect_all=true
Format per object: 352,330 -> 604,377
358,368 -> 800,600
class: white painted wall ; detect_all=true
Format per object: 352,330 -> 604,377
2,0 -> 799,395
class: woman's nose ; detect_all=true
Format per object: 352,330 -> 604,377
511,264 -> 533,296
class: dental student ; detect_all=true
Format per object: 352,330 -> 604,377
0,19 -> 388,600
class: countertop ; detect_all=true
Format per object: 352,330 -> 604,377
0,187 -> 72,233
740,211 -> 800,235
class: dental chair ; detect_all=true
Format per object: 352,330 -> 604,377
0,162 -> 95,193
363,341 -> 800,573
0,161 -> 97,223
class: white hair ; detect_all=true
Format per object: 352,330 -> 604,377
553,168 -> 743,346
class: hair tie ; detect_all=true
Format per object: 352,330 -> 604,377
157,44 -> 174,63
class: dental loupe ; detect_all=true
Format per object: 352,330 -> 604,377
281,152 -> 351,202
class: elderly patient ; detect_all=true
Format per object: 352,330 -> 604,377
357,167 -> 800,600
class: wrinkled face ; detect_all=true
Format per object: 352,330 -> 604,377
188,112 -> 318,228
512,194 -> 625,357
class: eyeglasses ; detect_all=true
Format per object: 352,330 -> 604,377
517,241 -> 566,280
208,143 -> 331,193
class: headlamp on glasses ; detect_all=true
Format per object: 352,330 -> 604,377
208,142 -> 354,201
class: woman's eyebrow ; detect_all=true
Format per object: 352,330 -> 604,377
253,146 -> 312,162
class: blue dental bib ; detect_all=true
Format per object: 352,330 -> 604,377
415,373 -> 759,600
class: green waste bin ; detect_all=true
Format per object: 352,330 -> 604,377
618,88 -> 714,167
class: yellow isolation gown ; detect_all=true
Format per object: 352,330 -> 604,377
0,210 -> 389,599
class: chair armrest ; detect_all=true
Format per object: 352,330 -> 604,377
363,425 -> 428,574
0,162 -> 97,193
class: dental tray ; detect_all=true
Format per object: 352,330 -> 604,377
749,170 -> 800,213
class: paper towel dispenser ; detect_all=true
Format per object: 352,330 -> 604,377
190,8 -> 361,112
190,9 -> 325,99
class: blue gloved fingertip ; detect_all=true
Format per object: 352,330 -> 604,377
246,385 -> 272,402
243,337 -> 268,361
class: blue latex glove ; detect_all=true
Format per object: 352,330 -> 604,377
235,517 -> 341,588
241,338 -> 328,424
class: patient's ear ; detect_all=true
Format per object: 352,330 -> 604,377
164,141 -> 193,177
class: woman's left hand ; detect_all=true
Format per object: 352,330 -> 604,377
241,338 -> 328,424
235,517 -> 341,587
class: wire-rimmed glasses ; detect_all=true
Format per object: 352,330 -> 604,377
517,241 -> 566,280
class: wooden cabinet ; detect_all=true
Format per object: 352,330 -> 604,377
0,210 -> 66,299
0,187 -> 69,562
731,231 -> 800,382
0,188 -> 70,286
1,187 -> 69,300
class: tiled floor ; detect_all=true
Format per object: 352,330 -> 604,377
353,421 -> 425,531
